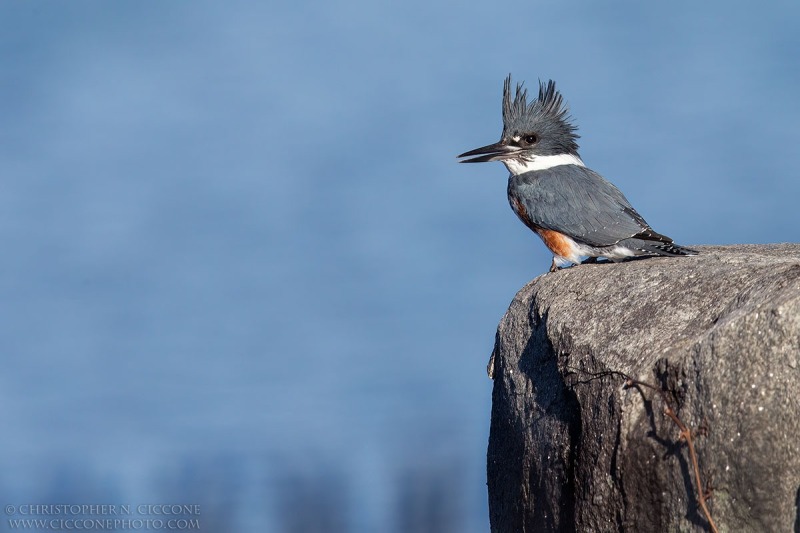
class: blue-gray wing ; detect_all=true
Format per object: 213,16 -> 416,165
508,165 -> 667,247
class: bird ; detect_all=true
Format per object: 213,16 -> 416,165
458,75 -> 698,273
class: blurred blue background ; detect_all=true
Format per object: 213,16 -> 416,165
1,1 -> 798,531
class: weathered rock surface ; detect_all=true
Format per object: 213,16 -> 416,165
487,244 -> 800,533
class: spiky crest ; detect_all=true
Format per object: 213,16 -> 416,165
501,75 -> 580,155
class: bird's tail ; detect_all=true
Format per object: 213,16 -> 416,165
621,237 -> 699,257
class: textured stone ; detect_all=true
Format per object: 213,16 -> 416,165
487,244 -> 800,532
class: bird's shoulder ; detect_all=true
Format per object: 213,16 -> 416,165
508,164 -> 615,194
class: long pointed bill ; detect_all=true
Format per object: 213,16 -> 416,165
457,141 -> 520,163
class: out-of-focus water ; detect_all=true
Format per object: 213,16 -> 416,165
1,1 -> 799,531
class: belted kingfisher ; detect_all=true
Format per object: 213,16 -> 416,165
458,76 -> 697,272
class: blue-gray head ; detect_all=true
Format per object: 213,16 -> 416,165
458,76 -> 582,174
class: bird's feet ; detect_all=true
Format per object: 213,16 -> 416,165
550,256 -> 602,272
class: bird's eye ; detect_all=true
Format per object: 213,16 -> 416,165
523,134 -> 538,144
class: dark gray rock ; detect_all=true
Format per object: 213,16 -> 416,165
487,244 -> 800,533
